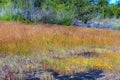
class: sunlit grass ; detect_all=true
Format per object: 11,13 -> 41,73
43,49 -> 120,74
0,21 -> 120,79
0,21 -> 120,54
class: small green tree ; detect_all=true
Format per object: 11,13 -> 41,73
97,0 -> 109,18
73,0 -> 98,23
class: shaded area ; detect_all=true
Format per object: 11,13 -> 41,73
52,69 -> 105,80
26,69 -> 105,80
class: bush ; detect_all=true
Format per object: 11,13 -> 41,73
114,25 -> 120,30
0,1 -> 14,21
53,9 -> 76,25
0,0 -> 120,25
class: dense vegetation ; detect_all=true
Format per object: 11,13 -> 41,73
0,0 -> 120,25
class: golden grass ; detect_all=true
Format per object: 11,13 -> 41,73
0,21 -> 120,75
43,49 -> 120,74
0,21 -> 120,54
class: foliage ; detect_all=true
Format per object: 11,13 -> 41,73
114,25 -> 120,30
0,0 -> 120,24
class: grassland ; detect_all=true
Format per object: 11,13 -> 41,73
0,21 -> 120,79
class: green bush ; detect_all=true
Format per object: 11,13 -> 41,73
114,25 -> 120,30
55,9 -> 76,25
0,0 -> 120,25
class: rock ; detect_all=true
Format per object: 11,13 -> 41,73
73,20 -> 88,27
103,73 -> 120,80
73,19 -> 120,29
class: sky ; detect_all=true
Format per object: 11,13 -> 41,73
109,0 -> 119,4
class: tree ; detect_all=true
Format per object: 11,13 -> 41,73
73,0 -> 98,23
97,0 -> 109,18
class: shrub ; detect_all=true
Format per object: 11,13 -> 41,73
0,0 -> 120,25
114,25 -> 120,30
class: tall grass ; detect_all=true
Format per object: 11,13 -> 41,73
0,21 -> 120,79
0,21 -> 120,55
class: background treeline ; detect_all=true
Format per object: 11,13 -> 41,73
0,0 -> 120,25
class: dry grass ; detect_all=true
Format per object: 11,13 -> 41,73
0,21 -> 120,54
0,21 -> 120,79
